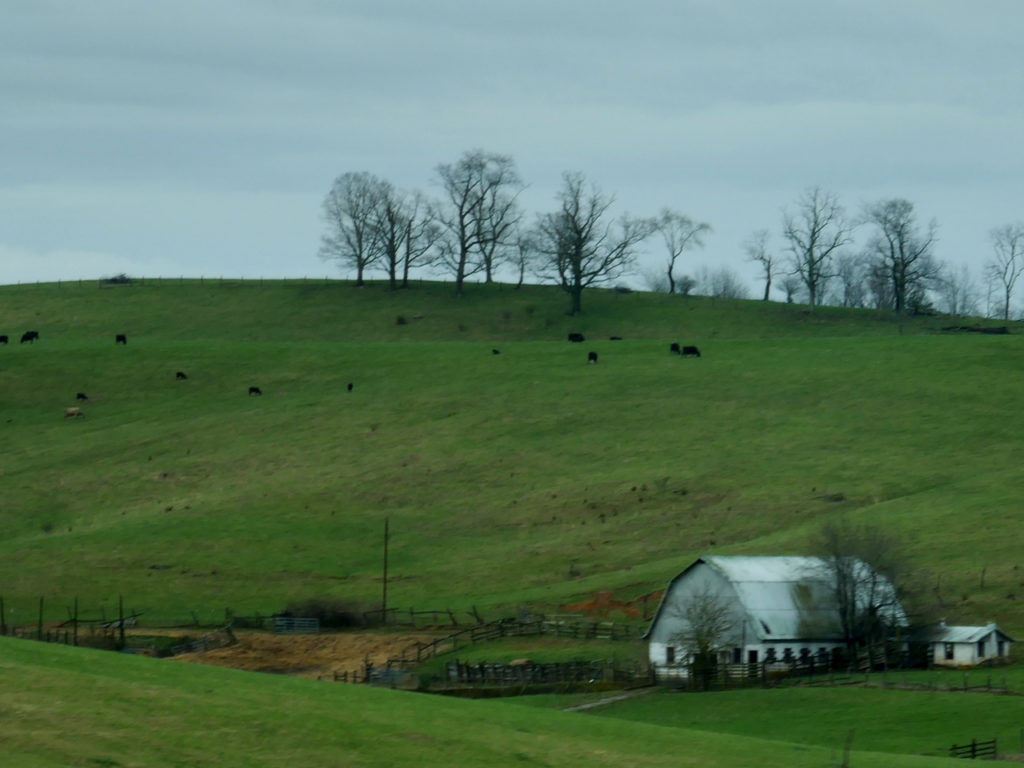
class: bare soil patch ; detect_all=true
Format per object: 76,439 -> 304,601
168,630 -> 439,678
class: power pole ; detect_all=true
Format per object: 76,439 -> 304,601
381,517 -> 389,625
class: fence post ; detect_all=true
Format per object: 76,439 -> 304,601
37,596 -> 44,640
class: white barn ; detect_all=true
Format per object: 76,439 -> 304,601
914,621 -> 1014,667
645,555 -> 907,674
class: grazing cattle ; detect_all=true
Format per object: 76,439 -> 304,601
682,345 -> 701,357
609,336 -> 622,341
20,331 -> 39,344
248,386 -> 262,396
115,334 -> 127,345
492,348 -> 500,355
64,407 -> 83,418
568,332 -> 585,343
670,342 -> 681,354
76,392 -> 89,401
347,382 -> 353,392
587,351 -> 599,364
0,335 -> 7,344
176,371 -> 188,380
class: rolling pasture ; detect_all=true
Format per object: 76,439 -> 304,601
1,279 -> 1022,632
0,636 -> 971,767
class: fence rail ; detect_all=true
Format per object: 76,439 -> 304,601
265,617 -> 320,634
385,616 -> 644,668
949,738 -> 997,759
444,659 -> 651,687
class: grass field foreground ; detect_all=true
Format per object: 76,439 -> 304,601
0,636 -> 965,767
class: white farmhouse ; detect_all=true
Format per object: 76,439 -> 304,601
913,621 -> 1014,667
645,555 -> 907,674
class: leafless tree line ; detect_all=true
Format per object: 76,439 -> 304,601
318,149 -> 708,314
319,153 -> 1022,318
743,187 -> 1023,319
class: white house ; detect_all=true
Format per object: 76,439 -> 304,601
644,555 -> 907,675
914,621 -> 1014,667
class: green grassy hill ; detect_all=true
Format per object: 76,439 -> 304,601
0,636 -> 967,767
1,279 -> 1021,632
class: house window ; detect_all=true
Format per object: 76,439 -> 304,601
782,647 -> 793,662
944,643 -> 954,661
998,640 -> 1006,656
665,646 -> 675,664
977,639 -> 986,657
766,647 -> 777,662
731,647 -> 742,664
799,648 -> 811,663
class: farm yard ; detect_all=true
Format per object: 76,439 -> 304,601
2,278 -> 1024,766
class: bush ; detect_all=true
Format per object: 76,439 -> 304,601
278,597 -> 368,629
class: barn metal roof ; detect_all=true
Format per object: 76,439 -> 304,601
913,621 -> 1015,644
646,554 -> 908,642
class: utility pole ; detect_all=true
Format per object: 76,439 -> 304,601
381,517 -> 389,626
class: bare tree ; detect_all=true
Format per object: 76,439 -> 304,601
782,187 -> 855,311
862,198 -> 939,314
744,229 -> 776,301
369,180 -> 410,291
986,223 -> 1024,321
657,210 -> 711,294
319,172 -> 385,286
400,192 -> 440,289
435,150 -> 523,295
532,172 -> 655,315
696,265 -> 749,299
667,584 -> 734,689
865,259 -> 895,310
511,234 -> 539,289
936,261 -> 980,317
779,274 -> 802,304
816,518 -> 907,667
641,267 -> 671,293
833,252 -> 868,308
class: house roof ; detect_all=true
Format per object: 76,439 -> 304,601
914,621 -> 1015,644
646,554 -> 908,643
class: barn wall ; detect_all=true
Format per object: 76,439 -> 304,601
647,565 -> 745,667
647,563 -> 746,666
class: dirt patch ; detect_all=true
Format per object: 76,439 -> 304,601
168,630 -> 440,678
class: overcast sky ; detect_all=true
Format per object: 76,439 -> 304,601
3,1 -> 1022,297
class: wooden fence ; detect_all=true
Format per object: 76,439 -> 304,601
949,738 -> 997,760
444,659 -> 652,687
265,617 -> 320,634
167,627 -> 236,656
386,616 -> 644,667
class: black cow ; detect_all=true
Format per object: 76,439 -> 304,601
670,342 -> 681,354
347,382 -> 353,392
20,331 -> 39,344
176,371 -> 188,380
248,386 -> 262,396
682,345 -> 701,357
587,351 -> 598,364
0,335 -> 7,344
568,333 -> 585,343
492,348 -> 500,355
76,392 -> 89,401
609,336 -> 622,341
115,334 -> 127,345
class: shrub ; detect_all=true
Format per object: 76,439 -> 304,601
278,597 -> 368,629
